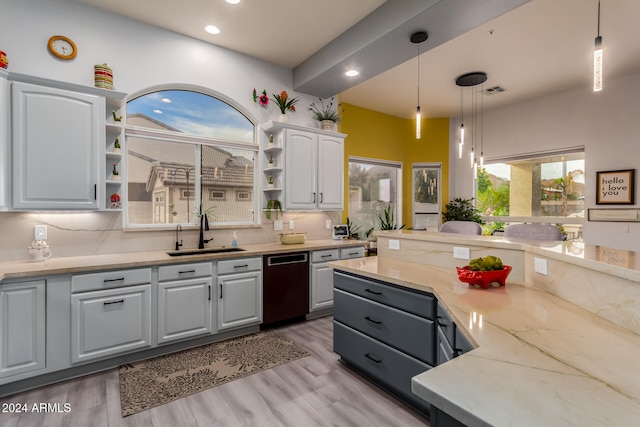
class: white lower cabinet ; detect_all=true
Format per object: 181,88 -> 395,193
71,284 -> 152,364
217,258 -> 262,331
0,280 -> 46,379
310,246 -> 365,312
157,262 -> 213,344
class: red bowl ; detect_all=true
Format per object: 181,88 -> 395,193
456,265 -> 512,289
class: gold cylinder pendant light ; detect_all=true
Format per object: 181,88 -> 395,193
411,31 -> 428,139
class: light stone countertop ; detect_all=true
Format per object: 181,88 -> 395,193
329,256 -> 640,427
0,239 -> 365,282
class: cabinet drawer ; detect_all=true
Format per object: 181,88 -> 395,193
71,284 -> 152,364
311,249 -> 339,263
334,289 -> 434,365
437,327 -> 454,365
217,257 -> 261,275
333,321 -> 431,413
72,268 -> 151,293
340,246 -> 365,259
334,271 -> 434,320
158,262 -> 212,282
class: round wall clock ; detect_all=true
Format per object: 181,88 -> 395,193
47,35 -> 77,60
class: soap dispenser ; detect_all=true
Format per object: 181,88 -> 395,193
232,231 -> 238,247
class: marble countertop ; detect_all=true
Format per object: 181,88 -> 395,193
0,239 -> 364,282
375,230 -> 640,282
330,256 -> 640,427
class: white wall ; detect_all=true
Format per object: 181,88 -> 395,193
0,0 -> 338,262
449,71 -> 640,251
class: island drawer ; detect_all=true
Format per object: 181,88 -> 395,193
71,268 -> 152,293
334,289 -> 434,365
437,301 -> 456,347
158,262 -> 213,281
333,321 -> 431,413
334,271 -> 435,320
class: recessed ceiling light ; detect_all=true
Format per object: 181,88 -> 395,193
225,0 -> 240,4
153,109 -> 163,114
205,25 -> 220,35
161,98 -> 172,103
345,69 -> 359,77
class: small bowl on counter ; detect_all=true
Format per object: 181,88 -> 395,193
279,233 -> 306,245
456,265 -> 512,289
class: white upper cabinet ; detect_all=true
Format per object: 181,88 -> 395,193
0,70 -> 9,211
12,81 -> 102,210
281,126 -> 345,211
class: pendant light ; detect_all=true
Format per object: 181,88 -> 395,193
593,0 -> 603,91
458,87 -> 464,159
411,31 -> 428,139
455,72 -> 487,169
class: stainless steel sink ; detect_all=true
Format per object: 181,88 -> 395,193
167,247 -> 246,256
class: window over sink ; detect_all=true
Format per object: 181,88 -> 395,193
124,88 -> 258,228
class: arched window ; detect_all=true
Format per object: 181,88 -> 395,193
124,88 -> 258,228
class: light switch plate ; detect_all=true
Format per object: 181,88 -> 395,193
288,220 -> 295,229
273,220 -> 283,231
326,219 -> 332,229
453,246 -> 470,260
534,257 -> 548,275
388,239 -> 400,250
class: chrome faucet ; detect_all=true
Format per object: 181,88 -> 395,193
198,213 -> 213,249
175,224 -> 183,251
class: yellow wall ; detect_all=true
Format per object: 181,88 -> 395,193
338,103 -> 449,228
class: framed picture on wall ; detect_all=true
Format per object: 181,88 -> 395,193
596,169 -> 635,205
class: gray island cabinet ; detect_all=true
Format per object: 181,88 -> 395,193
333,270 -> 437,415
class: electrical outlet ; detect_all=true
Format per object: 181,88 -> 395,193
621,224 -> 629,233
326,219 -> 332,229
453,246 -> 470,260
534,257 -> 548,275
273,220 -> 283,231
388,239 -> 400,250
288,220 -> 295,230
35,225 -> 47,240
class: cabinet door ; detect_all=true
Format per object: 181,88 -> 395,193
310,262 -> 334,311
317,135 -> 344,210
0,72 -> 9,211
284,129 -> 317,209
218,271 -> 262,331
71,284 -> 151,364
158,278 -> 213,344
0,280 -> 45,379
12,81 -> 102,210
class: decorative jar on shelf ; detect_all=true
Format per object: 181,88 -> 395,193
28,240 -> 51,262
111,163 -> 121,181
320,120 -> 336,131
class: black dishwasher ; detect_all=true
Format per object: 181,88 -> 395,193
262,252 -> 309,326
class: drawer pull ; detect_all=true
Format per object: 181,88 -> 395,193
365,316 -> 382,325
348,252 -> 359,256
178,269 -> 196,274
364,288 -> 382,295
103,277 -> 125,283
321,254 -> 333,258
103,299 -> 124,306
233,264 -> 249,269
437,317 -> 448,328
364,353 -> 382,364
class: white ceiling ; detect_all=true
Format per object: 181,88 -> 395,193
75,0 -> 640,119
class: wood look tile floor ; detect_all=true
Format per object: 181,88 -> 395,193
0,316 -> 429,427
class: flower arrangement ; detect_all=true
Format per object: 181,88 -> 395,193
308,97 -> 341,122
253,88 -> 268,107
272,91 -> 298,114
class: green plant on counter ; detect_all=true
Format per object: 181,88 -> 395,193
469,255 -> 503,271
265,199 -> 282,220
443,197 -> 482,224
377,204 -> 405,231
346,217 -> 362,240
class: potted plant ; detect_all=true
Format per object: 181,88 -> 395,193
346,217 -> 362,240
265,199 -> 282,220
378,204 -> 405,231
272,90 -> 298,122
308,97 -> 341,131
442,197 -> 482,223
111,163 -> 120,181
